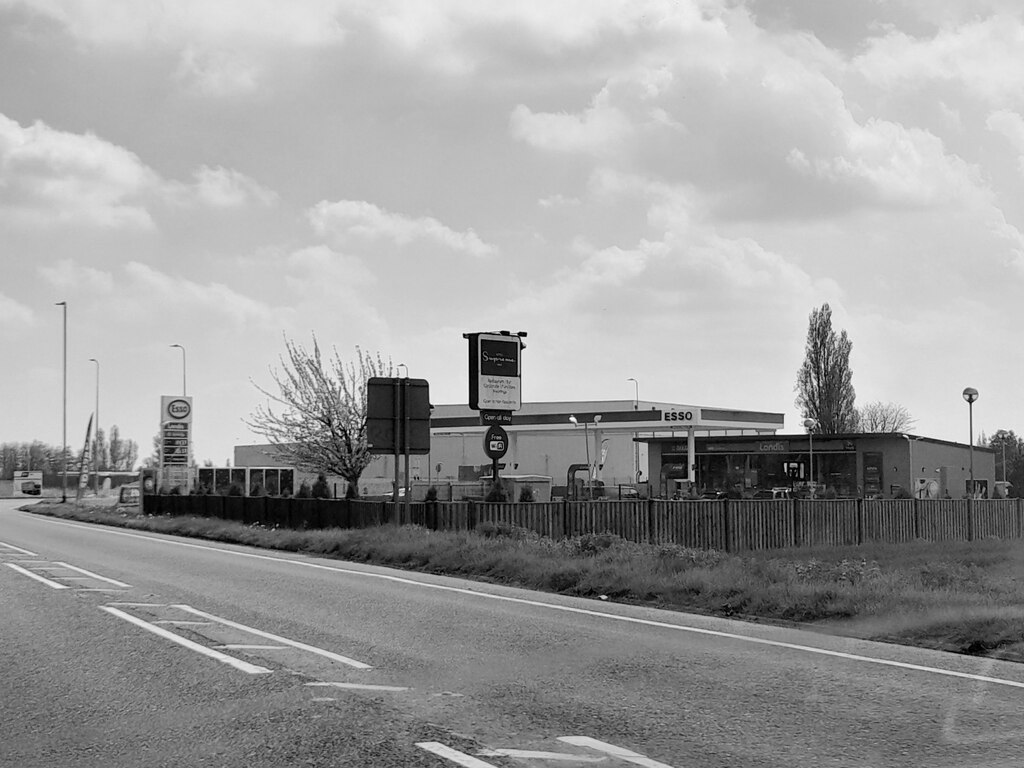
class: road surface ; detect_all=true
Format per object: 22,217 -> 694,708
3,499 -> 1024,767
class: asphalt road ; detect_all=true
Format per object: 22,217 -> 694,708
4,499 -> 1024,767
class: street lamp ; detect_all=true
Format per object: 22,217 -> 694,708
89,358 -> 99,496
803,417 -> 816,497
627,378 -> 639,483
963,387 -> 979,498
396,363 -> 408,378
903,434 -> 923,499
569,414 -> 602,498
56,301 -> 67,503
170,344 -> 186,396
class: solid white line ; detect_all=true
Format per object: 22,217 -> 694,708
171,604 -> 372,669
306,682 -> 409,692
0,542 -> 38,556
99,606 -> 272,674
559,737 -> 675,768
75,588 -> 128,593
107,602 -> 165,607
6,563 -> 68,589
479,748 -> 606,762
415,742 -> 499,767
54,561 -> 132,588
214,644 -> 288,650
36,517 -> 1024,692
153,620 -> 213,626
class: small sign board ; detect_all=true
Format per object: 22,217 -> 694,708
466,332 -> 524,411
483,425 -> 509,460
480,410 -> 513,425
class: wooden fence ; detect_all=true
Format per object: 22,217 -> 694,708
142,494 -> 1024,553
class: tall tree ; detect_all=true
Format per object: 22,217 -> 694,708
795,303 -> 857,434
989,430 -> 1023,496
246,336 -> 391,498
856,401 -> 915,433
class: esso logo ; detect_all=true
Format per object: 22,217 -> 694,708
167,399 -> 191,419
663,410 -> 693,422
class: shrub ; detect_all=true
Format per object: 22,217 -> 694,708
425,486 -> 438,502
485,482 -> 508,502
250,483 -> 265,497
296,482 -> 312,499
227,484 -> 244,497
518,485 -> 535,503
311,474 -> 331,499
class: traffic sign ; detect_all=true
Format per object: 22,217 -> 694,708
483,425 -> 509,460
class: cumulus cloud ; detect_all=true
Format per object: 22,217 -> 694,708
987,110 -> 1024,173
0,293 -> 33,328
38,260 -> 116,293
309,200 -> 497,258
0,115 -> 159,229
175,165 -> 279,208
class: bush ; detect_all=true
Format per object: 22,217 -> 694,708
485,482 -> 508,503
425,486 -> 438,502
518,485 -> 535,503
227,484 -> 243,497
311,474 -> 331,499
296,482 -> 312,499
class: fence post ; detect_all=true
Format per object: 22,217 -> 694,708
792,498 -> 801,548
856,498 -> 864,545
913,498 -> 920,540
722,497 -> 732,553
967,497 -> 974,542
646,498 -> 656,545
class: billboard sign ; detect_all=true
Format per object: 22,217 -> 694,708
466,332 -> 524,411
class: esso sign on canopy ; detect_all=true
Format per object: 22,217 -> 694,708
161,395 -> 193,424
663,410 -> 694,422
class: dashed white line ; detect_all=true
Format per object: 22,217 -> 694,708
154,620 -> 214,626
416,742 -> 499,767
0,542 -> 38,556
99,606 -> 272,674
559,737 -> 675,768
6,563 -> 68,589
479,748 -> 606,762
54,561 -> 131,588
171,604 -> 372,669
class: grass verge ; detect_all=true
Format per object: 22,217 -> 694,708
27,500 -> 1024,663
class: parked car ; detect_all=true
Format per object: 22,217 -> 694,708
751,488 -> 793,500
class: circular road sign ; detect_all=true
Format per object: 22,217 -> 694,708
483,425 -> 509,460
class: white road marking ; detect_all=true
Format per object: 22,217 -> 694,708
99,606 -> 272,674
171,604 -> 372,669
54,561 -> 132,588
75,588 -> 129,592
37,517 -> 1024,692
559,737 -> 675,768
0,541 -> 38,556
479,748 -> 606,762
416,742 -> 499,767
306,682 -> 409,692
107,602 -> 165,607
6,563 -> 68,589
153,620 -> 214,626
311,697 -> 336,702
214,644 -> 289,650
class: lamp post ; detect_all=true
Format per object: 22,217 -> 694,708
803,417 -> 816,497
89,358 -> 99,496
627,377 -> 639,483
904,434 -> 923,498
963,387 -> 978,498
569,414 -> 602,498
56,301 -> 67,503
397,363 -> 408,378
170,344 -> 186,396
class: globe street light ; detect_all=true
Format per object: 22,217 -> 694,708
170,344 -> 186,396
396,363 -> 408,378
803,417 -> 817,497
963,387 -> 979,498
89,358 -> 100,496
56,301 -> 67,503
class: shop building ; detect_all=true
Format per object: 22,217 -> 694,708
643,432 -> 996,499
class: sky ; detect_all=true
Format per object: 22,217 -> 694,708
2,0 -> 1023,466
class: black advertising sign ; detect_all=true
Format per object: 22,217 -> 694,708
483,425 -> 509,460
366,377 -> 431,455
466,331 -> 524,411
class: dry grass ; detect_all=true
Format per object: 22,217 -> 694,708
25,502 -> 1024,662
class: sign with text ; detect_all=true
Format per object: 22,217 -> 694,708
466,332 -> 524,411
160,395 -> 193,467
483,425 -> 509,460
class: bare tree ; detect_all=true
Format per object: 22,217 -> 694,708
795,303 -> 857,434
246,336 -> 391,498
856,401 -> 915,433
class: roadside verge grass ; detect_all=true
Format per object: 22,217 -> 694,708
26,501 -> 1024,663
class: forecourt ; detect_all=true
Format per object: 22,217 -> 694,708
3,499 -> 1024,767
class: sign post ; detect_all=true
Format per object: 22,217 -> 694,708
367,377 -> 431,518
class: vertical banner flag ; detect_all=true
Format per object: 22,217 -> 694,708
75,414 -> 94,502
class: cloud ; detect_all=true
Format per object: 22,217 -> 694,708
987,110 -> 1024,173
173,165 -> 279,208
38,259 -> 116,293
0,293 -> 33,328
0,114 -> 158,229
309,199 -> 497,258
